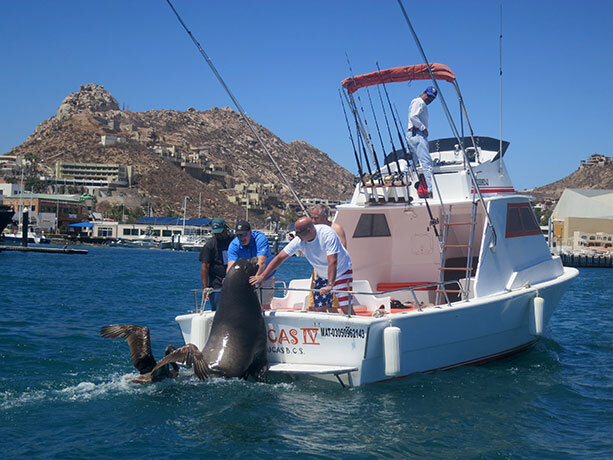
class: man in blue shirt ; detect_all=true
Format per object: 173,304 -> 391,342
227,220 -> 276,308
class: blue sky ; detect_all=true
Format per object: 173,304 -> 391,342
1,0 -> 611,190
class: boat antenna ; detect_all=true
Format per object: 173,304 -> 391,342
165,0 -> 307,214
498,4 -> 503,176
339,89 -> 366,185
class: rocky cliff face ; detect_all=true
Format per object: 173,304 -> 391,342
6,84 -> 356,226
528,163 -> 613,201
56,83 -> 119,119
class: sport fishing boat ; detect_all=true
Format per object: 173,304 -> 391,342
174,63 -> 578,387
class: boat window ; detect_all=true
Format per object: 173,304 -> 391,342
353,213 -> 391,238
505,202 -> 541,238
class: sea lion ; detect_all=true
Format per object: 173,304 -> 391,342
100,325 -> 206,383
101,257 -> 267,383
200,257 -> 268,381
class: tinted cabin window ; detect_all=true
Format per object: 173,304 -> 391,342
353,213 -> 391,238
505,203 -> 541,238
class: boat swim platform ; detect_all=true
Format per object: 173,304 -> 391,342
268,363 -> 358,387
0,245 -> 88,254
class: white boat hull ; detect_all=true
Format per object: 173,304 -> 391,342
175,266 -> 576,387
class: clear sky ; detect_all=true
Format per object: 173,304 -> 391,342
1,0 -> 611,190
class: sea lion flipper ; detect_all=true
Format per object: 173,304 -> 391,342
100,324 -> 156,374
247,352 -> 269,383
151,344 -> 209,381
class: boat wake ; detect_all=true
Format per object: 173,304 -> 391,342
1,369 -> 295,411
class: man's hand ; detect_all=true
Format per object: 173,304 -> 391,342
423,128 -> 429,137
250,274 -> 264,286
319,284 -> 333,295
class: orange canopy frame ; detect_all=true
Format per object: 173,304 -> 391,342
341,63 -> 456,94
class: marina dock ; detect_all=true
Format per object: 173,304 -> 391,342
0,245 -> 88,255
559,252 -> 613,268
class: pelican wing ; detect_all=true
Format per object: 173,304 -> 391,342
100,324 -> 156,374
150,344 -> 208,380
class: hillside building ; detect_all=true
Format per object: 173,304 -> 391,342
227,183 -> 283,212
101,135 -> 127,146
579,153 -> 611,169
40,162 -> 134,190
0,182 -> 24,200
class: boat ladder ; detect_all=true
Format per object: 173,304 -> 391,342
436,199 -> 478,304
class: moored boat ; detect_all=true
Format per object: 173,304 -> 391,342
174,62 -> 578,387
0,205 -> 15,235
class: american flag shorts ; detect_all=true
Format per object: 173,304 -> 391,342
312,269 -> 353,308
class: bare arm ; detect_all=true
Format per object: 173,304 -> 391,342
201,262 -> 210,289
256,255 -> 268,277
319,253 -> 338,295
250,251 -> 289,285
226,260 -> 235,273
332,222 -> 347,249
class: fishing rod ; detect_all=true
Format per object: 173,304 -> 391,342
345,53 -> 382,185
376,62 -> 412,181
393,103 -> 406,136
339,89 -> 366,186
366,88 -> 388,175
362,88 -> 386,185
375,83 -> 399,166
355,106 -> 376,187
343,88 -> 378,187
165,0 -> 307,214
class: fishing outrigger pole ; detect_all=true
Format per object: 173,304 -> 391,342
165,0 -> 307,215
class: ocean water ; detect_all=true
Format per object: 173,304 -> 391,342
0,246 -> 611,459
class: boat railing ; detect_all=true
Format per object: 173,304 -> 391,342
190,279 -> 465,315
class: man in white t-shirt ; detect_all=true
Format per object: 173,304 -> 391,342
407,86 -> 437,198
250,216 -> 353,313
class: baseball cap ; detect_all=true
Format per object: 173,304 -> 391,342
210,218 -> 226,234
235,219 -> 251,235
425,86 -> 437,97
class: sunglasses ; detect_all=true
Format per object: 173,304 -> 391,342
237,233 -> 249,238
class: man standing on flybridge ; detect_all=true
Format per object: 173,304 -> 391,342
407,86 -> 437,198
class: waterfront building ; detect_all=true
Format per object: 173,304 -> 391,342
2,193 -> 89,231
92,217 -> 212,240
550,188 -> 613,251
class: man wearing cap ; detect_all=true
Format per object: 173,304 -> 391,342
407,86 -> 437,198
199,218 -> 233,311
227,219 -> 276,308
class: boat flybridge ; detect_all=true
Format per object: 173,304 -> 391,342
175,63 -> 578,387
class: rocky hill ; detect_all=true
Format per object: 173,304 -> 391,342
527,161 -> 613,201
5,83 -> 356,227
